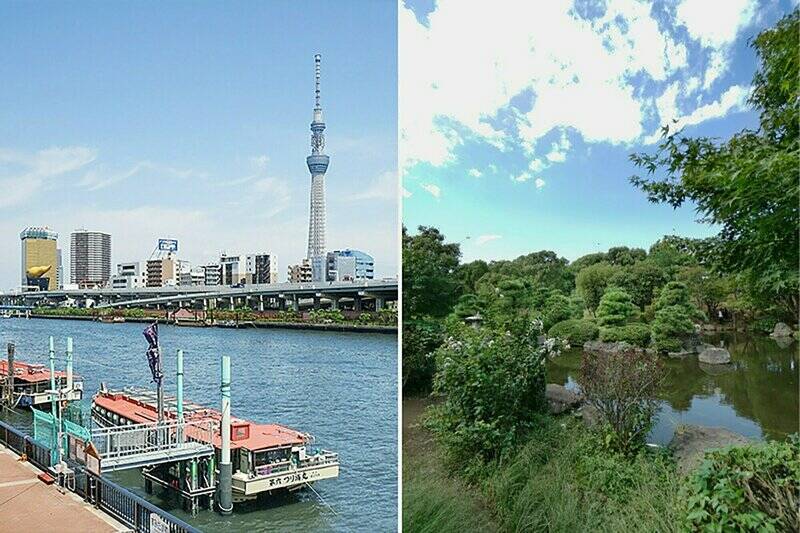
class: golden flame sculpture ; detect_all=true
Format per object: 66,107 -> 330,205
26,265 -> 52,278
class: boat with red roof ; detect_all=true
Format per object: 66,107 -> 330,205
0,359 -> 83,408
91,386 -> 340,503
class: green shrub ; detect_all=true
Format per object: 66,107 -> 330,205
596,288 -> 639,327
308,309 -> 345,323
403,317 -> 444,393
599,323 -> 652,348
548,319 -> 599,346
684,434 -> 800,532
427,319 -> 558,480
542,292 -> 575,330
579,350 -> 664,455
651,305 -> 695,352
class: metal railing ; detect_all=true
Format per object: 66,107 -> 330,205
0,419 -> 201,533
86,474 -> 201,533
92,418 -> 215,463
0,419 -> 51,470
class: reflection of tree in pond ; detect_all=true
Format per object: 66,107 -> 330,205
659,356 -> 715,411
711,334 -> 799,440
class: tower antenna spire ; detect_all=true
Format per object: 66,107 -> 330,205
315,53 -> 322,111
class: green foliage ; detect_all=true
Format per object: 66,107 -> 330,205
609,260 -> 669,311
548,318 -> 599,346
451,293 -> 485,320
580,350 -> 664,455
308,309 -> 345,323
651,282 -> 704,352
427,320 -> 555,480
677,265 -> 732,320
599,323 -> 652,348
576,262 -> 619,315
403,225 -> 461,319
596,288 -> 639,327
684,434 -> 800,532
651,306 -> 696,352
630,10 -> 800,321
403,317 -> 445,393
456,260 -> 489,295
486,418 -> 682,532
606,246 -> 647,266
541,292 -> 576,330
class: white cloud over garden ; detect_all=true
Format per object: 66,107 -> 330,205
400,0 -> 760,181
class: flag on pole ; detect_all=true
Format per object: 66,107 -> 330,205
143,322 -> 163,385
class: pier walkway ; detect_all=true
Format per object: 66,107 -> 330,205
0,446 -> 126,532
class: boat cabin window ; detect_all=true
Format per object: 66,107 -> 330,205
253,448 -> 290,467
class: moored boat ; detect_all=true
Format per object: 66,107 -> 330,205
91,387 -> 340,503
0,359 -> 83,408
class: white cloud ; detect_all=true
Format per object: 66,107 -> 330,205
0,146 -> 97,207
402,187 -> 412,198
401,0 -> 761,171
703,49 -> 728,90
349,170 -> 398,201
420,183 -> 441,198
476,234 -> 502,245
251,176 -> 291,217
468,168 -> 482,178
487,164 -> 497,173
545,130 -> 571,163
535,178 -> 546,189
512,172 -> 531,183
528,159 -> 546,172
675,0 -> 758,48
646,84 -> 750,143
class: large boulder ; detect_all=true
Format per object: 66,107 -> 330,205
770,322 -> 793,338
698,346 -> 731,365
545,383 -> 582,414
669,425 -> 750,474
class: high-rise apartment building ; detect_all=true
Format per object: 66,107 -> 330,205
288,259 -> 312,283
202,264 -> 221,286
20,227 -> 58,291
146,253 -> 177,287
70,230 -> 111,288
220,254 -> 243,286
245,253 -> 278,284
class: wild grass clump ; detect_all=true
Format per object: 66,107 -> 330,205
485,418 -> 683,532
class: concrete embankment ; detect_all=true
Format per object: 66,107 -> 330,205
26,314 -> 397,334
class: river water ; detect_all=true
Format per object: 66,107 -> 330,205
548,333 -> 799,445
0,318 -> 398,532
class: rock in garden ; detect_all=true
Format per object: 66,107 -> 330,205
669,424 -> 750,474
770,322 -> 793,337
545,383 -> 582,414
698,346 -> 731,365
667,350 -> 692,358
772,335 -> 795,349
579,404 -> 601,428
698,362 -> 735,376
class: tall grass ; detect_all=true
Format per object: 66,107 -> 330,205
485,418 -> 683,532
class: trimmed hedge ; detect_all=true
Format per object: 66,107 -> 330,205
599,323 -> 652,348
548,319 -> 599,346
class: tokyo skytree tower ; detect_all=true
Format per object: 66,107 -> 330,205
306,54 -> 329,265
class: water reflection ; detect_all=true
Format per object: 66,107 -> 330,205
548,333 -> 799,445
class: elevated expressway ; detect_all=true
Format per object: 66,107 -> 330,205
0,279 -> 398,312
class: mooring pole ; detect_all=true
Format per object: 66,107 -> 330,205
49,337 -> 56,418
65,337 -> 73,392
5,343 -> 14,407
176,349 -> 184,443
218,355 -> 233,515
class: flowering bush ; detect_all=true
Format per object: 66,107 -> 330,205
427,319 -> 562,480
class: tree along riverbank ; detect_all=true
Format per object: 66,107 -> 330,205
22,310 -> 397,334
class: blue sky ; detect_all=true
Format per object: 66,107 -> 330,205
401,0 -> 795,263
0,1 -> 397,289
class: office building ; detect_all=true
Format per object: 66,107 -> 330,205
111,262 -> 147,289
220,254 -> 243,286
326,249 -> 375,281
146,253 -> 177,287
70,230 -> 111,288
202,264 -> 221,286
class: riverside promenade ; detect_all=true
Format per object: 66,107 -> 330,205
0,446 -> 126,532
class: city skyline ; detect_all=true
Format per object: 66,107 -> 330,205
0,1 -> 397,291
401,0 -> 794,262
